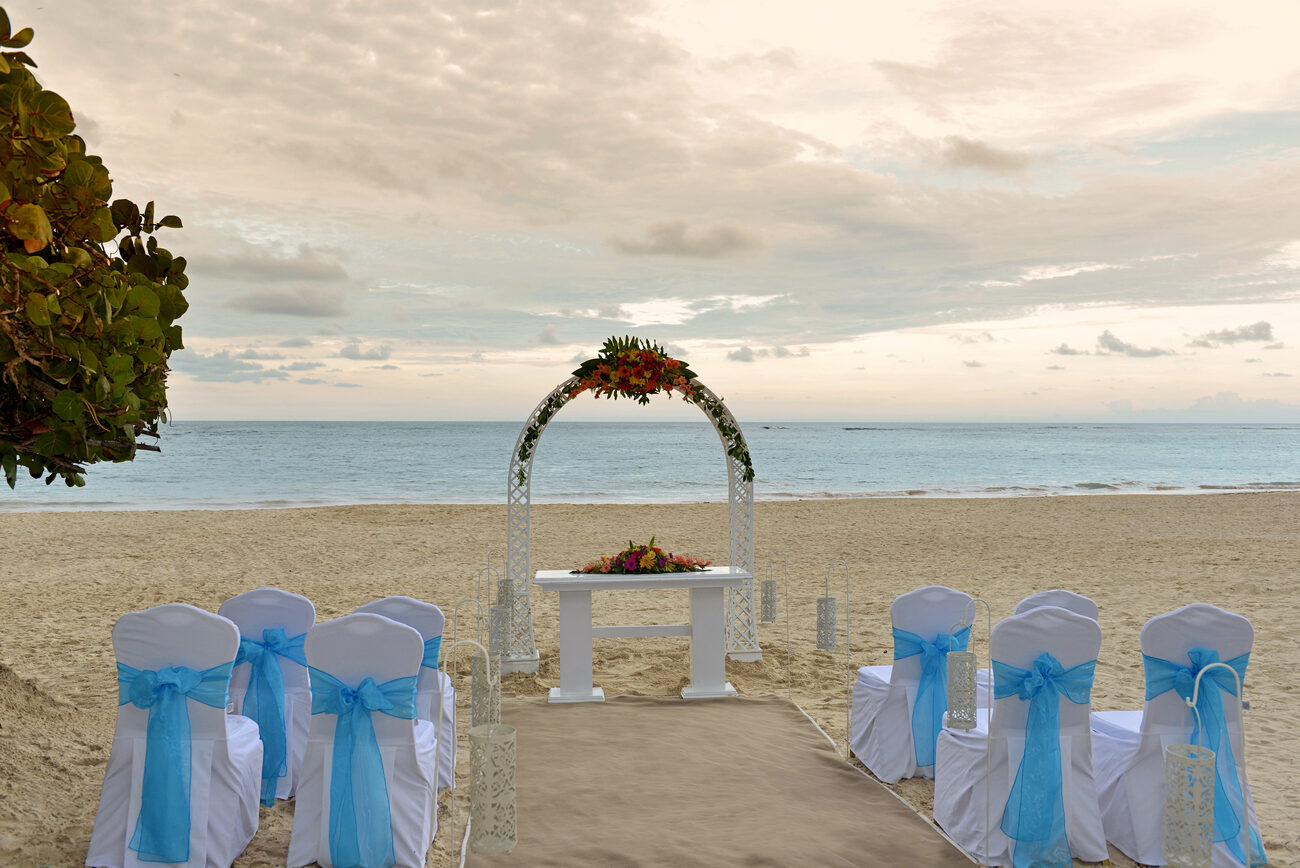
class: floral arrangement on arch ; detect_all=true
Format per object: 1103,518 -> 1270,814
567,335 -> 698,404
513,334 -> 755,486
573,538 -> 711,574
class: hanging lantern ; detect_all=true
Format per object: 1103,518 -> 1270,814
1163,743 -> 1215,868
469,723 -> 517,854
761,579 -> 778,623
816,595 -> 837,650
489,603 -> 510,662
471,648 -> 502,727
945,649 -> 979,731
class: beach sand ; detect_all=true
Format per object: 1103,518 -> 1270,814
1,493 -> 1297,866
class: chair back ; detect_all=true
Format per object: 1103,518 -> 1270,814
305,613 -> 424,744
1015,589 -> 1099,621
989,605 -> 1102,737
888,585 -> 973,683
1138,603 -> 1253,736
112,603 -> 240,741
354,595 -> 444,684
219,587 -> 316,695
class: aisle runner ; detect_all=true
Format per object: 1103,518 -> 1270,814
467,695 -> 971,867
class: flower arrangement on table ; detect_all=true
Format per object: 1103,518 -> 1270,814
573,538 -> 712,574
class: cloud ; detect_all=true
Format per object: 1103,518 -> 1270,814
280,361 -> 325,371
1263,371 -> 1292,377
171,350 -> 290,383
1189,321 -> 1274,348
1046,364 -> 1065,370
1110,391 -> 1300,421
278,337 -> 313,348
608,219 -> 759,258
334,382 -> 362,388
1095,330 -> 1174,358
1050,343 -> 1088,355
228,284 -> 348,317
727,346 -> 757,362
963,360 -> 984,367
951,331 -> 997,345
339,343 -> 392,361
936,137 -> 1034,173
235,348 -> 282,360
299,378 -> 327,385
771,345 -> 809,358
537,325 -> 561,345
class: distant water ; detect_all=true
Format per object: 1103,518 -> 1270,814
2,421 -> 1299,511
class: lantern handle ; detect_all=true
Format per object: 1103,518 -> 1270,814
825,560 -> 851,757
441,637 -> 494,867
1185,660 -> 1250,867
766,551 -> 792,699
948,596 -> 992,868
454,596 -> 487,648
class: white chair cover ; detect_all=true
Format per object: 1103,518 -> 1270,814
287,613 -> 438,868
1014,589 -> 1098,621
934,606 -> 1108,867
86,604 -> 262,868
218,587 -> 316,802
354,596 -> 456,791
849,585 -> 973,783
977,590 -> 1100,706
1091,603 -> 1267,867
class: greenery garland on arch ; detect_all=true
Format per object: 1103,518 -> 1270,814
515,335 -> 755,486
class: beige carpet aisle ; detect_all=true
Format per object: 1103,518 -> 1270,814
466,695 -> 972,867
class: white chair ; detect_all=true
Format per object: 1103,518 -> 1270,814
977,590 -> 1100,705
287,613 -> 438,868
354,596 -> 456,791
1015,589 -> 1098,621
934,606 -> 1107,867
218,587 -> 315,804
1091,603 -> 1267,868
849,585 -> 973,783
86,604 -> 262,868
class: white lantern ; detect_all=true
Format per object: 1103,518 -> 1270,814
946,649 -> 979,731
1163,743 -> 1215,868
469,723 -> 517,854
816,595 -> 837,650
760,579 -> 778,622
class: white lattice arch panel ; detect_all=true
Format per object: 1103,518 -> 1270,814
502,378 -> 760,674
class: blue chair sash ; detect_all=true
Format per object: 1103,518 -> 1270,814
992,652 -> 1096,868
892,624 -> 971,766
309,667 -> 419,868
116,659 -> 234,864
235,626 -> 308,806
1143,647 -> 1265,866
421,635 -> 442,671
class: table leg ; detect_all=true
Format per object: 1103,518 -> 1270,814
682,585 -> 738,699
549,588 -> 604,703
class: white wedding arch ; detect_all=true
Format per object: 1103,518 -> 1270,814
500,351 -> 761,674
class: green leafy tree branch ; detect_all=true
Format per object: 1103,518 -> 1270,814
0,7 -> 188,488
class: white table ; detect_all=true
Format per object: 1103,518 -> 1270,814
534,567 -> 752,703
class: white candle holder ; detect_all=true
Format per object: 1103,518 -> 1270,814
1164,743 -> 1215,868
945,649 -> 979,731
760,579 -> 778,623
469,723 -> 517,854
816,596 -> 837,650
471,648 -> 501,727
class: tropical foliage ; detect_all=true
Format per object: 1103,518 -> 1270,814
0,7 -> 188,488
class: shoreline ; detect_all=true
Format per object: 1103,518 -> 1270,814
4,485 -> 1299,515
2,493 -> 1297,866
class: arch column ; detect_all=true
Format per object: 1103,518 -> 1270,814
502,379 -> 759,674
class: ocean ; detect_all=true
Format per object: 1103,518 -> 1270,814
2,421 -> 1298,511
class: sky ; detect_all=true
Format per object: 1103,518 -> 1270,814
10,0 -> 1300,422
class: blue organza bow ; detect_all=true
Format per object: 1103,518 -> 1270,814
1144,647 -> 1265,866
893,624 -> 971,766
421,635 -> 442,671
235,626 -> 308,806
116,659 -> 234,864
992,652 -> 1096,868
309,667 -> 418,868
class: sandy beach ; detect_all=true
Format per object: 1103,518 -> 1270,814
1,493 -> 1297,867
